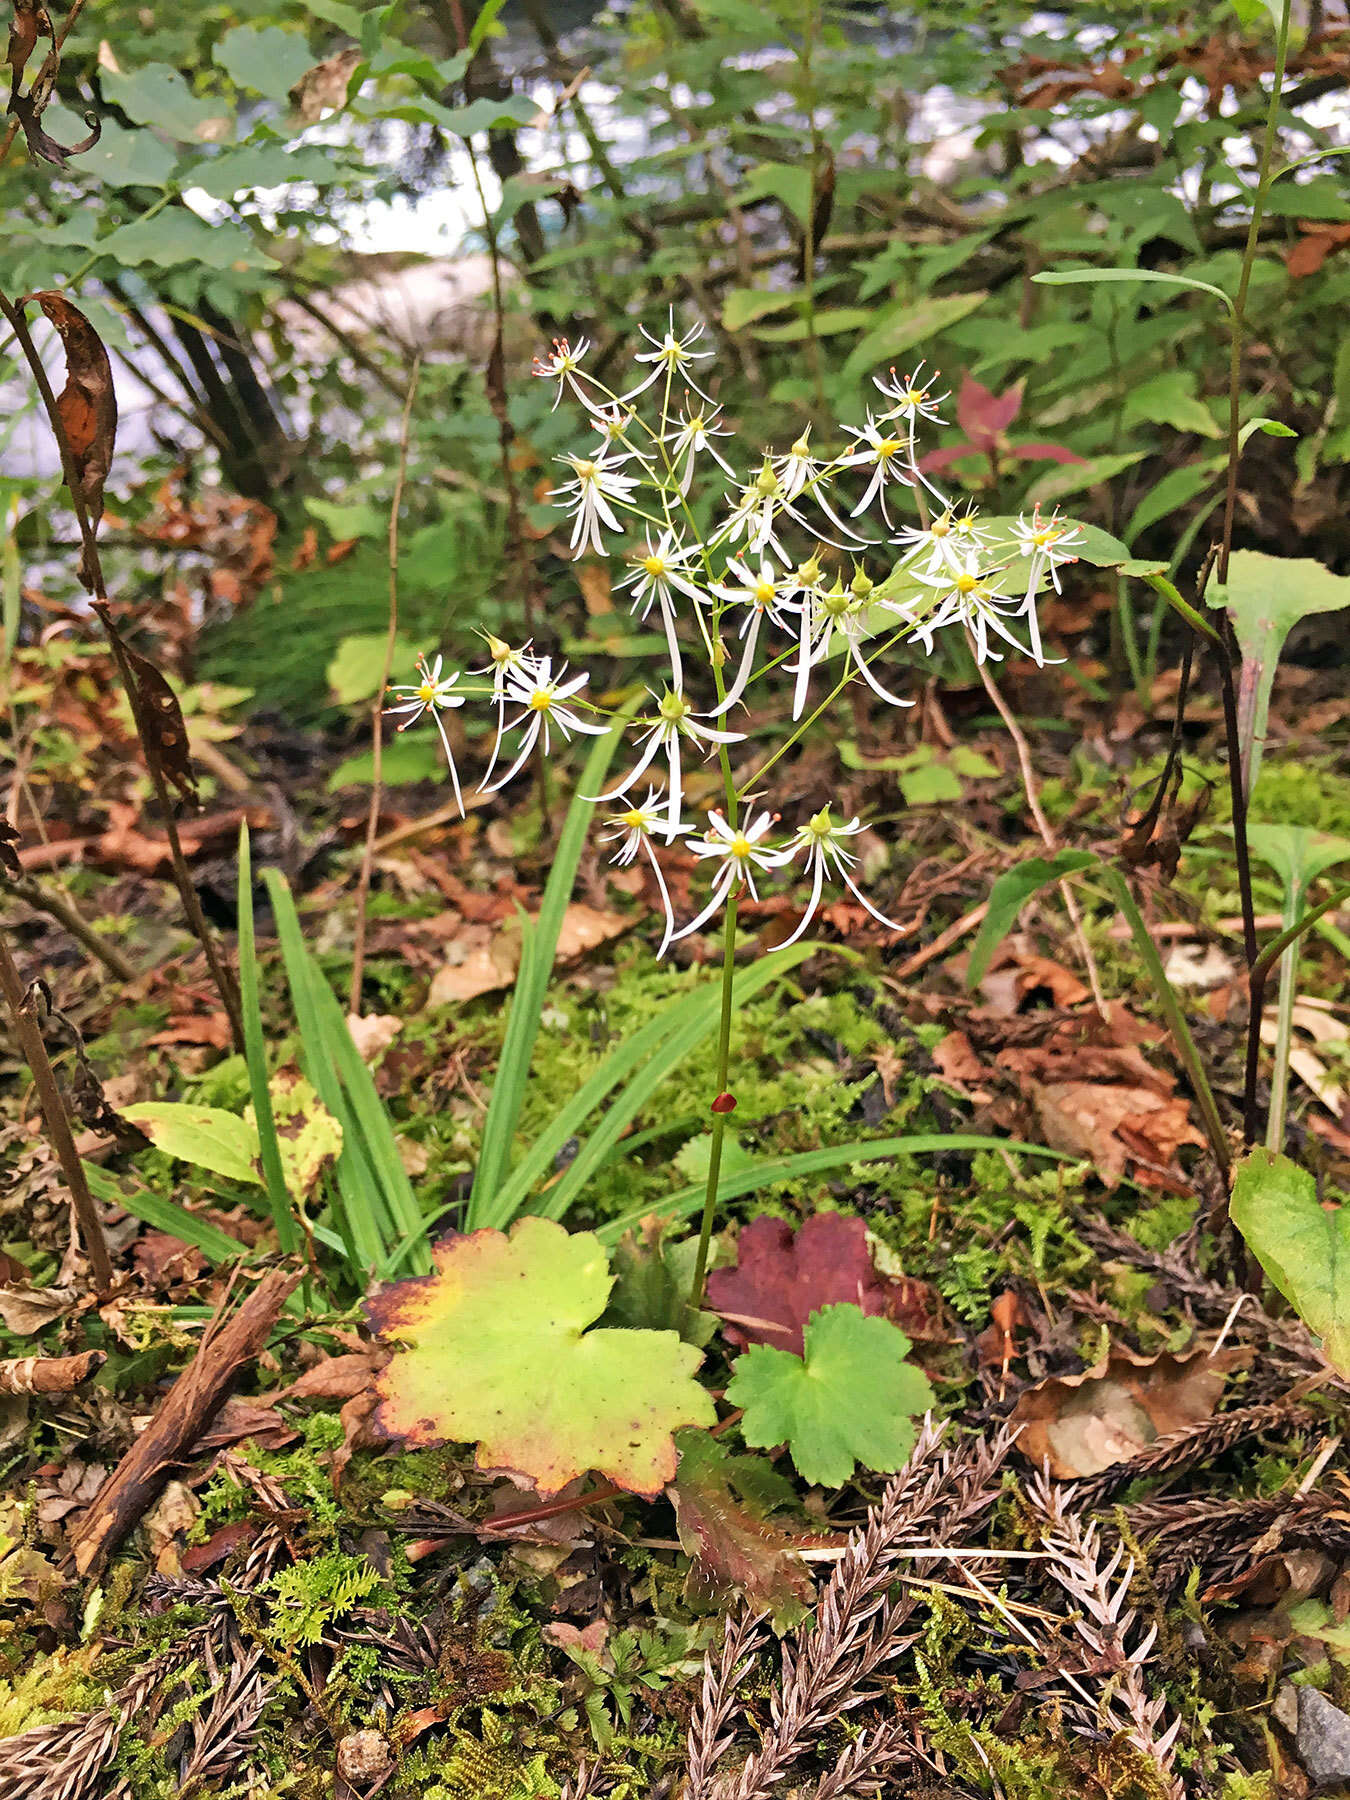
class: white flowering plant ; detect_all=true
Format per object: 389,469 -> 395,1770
388,313 -> 1119,1300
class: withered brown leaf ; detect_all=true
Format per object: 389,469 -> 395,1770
24,293 -> 116,582
96,607 -> 199,806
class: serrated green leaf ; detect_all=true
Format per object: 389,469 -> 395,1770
370,1217 -> 715,1495
71,117 -> 179,188
185,143 -> 345,201
841,291 -> 987,383
215,26 -> 317,101
726,1304 -> 934,1488
101,64 -> 234,144
98,210 -> 273,271
1231,1149 -> 1350,1373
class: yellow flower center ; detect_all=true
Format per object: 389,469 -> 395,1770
417,683 -> 435,703
754,581 -> 775,605
529,689 -> 552,711
1033,530 -> 1056,548
729,835 -> 752,859
955,573 -> 979,595
621,809 -> 646,830
875,438 -> 902,459
574,459 -> 598,481
931,518 -> 950,538
643,554 -> 667,576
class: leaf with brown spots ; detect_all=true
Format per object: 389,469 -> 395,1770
96,609 -> 198,805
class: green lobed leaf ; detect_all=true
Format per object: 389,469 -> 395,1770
1231,1149 -> 1350,1373
726,1304 -> 935,1488
369,1216 -> 715,1495
97,211 -> 274,271
123,1103 -> 258,1185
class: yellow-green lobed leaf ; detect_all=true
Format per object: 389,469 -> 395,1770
369,1217 -> 715,1496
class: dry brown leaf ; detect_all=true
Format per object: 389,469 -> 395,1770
428,905 -> 629,1006
288,44 -> 360,122
346,1012 -> 402,1062
0,1282 -> 79,1335
1009,1344 -> 1250,1479
1033,1080 -> 1204,1184
27,294 -> 116,583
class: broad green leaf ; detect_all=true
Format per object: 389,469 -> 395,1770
735,162 -> 812,225
305,497 -> 385,541
328,633 -> 419,705
100,64 -> 233,144
1125,457 -> 1225,541
123,1103 -> 258,1186
72,117 -> 178,188
436,95 -> 539,136
1124,371 -> 1223,439
1247,825 -> 1350,896
1024,450 -> 1148,508
842,291 -> 987,382
604,1220 -> 717,1348
1210,551 -> 1350,795
97,211 -> 273,271
722,288 -> 801,331
1237,416 -> 1298,450
1032,268 -> 1233,313
1264,177 -> 1350,221
1230,1149 -> 1350,1373
726,1304 -> 934,1488
966,852 -> 1099,989
329,736 -> 442,789
124,1079 -> 340,1199
751,307 -> 873,343
215,26 -> 317,101
369,1217 -> 715,1495
185,144 -> 345,201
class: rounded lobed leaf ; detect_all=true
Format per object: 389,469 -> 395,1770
369,1216 -> 715,1496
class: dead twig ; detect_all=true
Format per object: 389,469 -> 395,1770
67,1265 -> 301,1574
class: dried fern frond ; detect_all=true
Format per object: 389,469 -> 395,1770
685,1421 -> 1015,1800
1029,1473 -> 1183,1800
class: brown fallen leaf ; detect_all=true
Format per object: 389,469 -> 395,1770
1033,1079 -> 1204,1185
289,44 -> 361,122
1009,1344 -> 1251,1479
428,904 -> 630,1007
346,1012 -> 402,1062
0,1281 -> 80,1335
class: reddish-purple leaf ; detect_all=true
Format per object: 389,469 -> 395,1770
956,374 -> 1024,450
916,443 -> 981,473
707,1212 -> 914,1356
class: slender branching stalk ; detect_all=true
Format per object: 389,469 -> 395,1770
0,926 -> 112,1286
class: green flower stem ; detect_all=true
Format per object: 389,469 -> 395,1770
688,889 -> 740,1310
1219,0 -> 1293,579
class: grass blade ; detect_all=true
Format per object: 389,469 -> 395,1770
237,823 -> 298,1255
533,943 -> 817,1225
83,1164 -> 250,1263
594,1133 -> 1075,1245
469,707 -> 634,1225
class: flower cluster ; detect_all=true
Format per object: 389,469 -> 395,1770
388,319 -> 1080,954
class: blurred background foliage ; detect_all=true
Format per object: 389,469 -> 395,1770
3,0 -> 1350,720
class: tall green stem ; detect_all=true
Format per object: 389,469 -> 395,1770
688,893 -> 740,1308
1218,0 -> 1293,581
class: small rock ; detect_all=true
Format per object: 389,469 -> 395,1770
336,1731 -> 393,1786
1297,1687 -> 1350,1789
